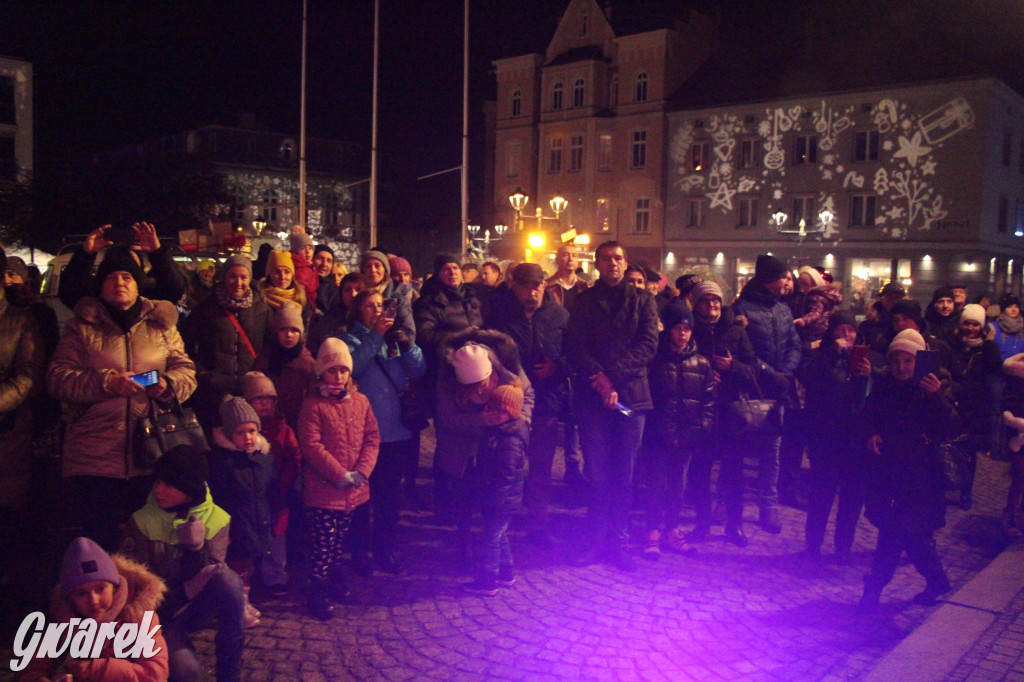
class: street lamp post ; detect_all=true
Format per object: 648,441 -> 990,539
508,188 -> 569,261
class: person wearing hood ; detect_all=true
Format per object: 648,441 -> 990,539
924,286 -> 960,345
119,445 -> 244,682
858,329 -> 956,610
47,246 -> 197,551
361,249 -> 416,342
731,254 -> 802,534
19,536 -> 169,682
643,302 -> 716,559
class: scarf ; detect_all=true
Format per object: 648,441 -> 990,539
1000,313 -> 1024,336
268,340 -> 303,377
317,382 -> 349,400
102,297 -> 144,333
215,284 -> 254,312
261,282 -> 307,310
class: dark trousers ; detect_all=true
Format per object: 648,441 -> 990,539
716,435 -> 749,527
349,439 -> 412,556
805,444 -> 870,551
68,475 -> 154,551
645,441 -> 700,531
164,568 -> 245,682
576,408 -> 646,548
866,524 -> 947,591
524,412 -> 559,529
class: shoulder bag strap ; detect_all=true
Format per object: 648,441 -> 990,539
374,354 -> 406,395
224,310 -> 258,360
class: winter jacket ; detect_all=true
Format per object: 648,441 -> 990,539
802,339 -> 876,449
342,321 -> 427,443
306,308 -> 349,357
790,283 -> 844,346
924,304 -> 960,346
949,329 -> 1003,431
992,314 -> 1024,361
857,300 -> 893,350
648,336 -> 716,451
298,385 -> 380,511
413,279 -> 484,367
119,485 -> 231,618
207,429 -> 274,562
484,287 -> 570,418
376,278 -> 417,343
252,342 -> 317,430
434,329 -> 534,479
20,554 -> 169,682
860,374 -> 956,534
184,272 -> 215,312
733,282 -> 801,399
691,305 -> 759,405
290,251 -> 320,310
259,412 -> 302,517
47,297 -> 197,480
544,274 -> 589,313
316,274 -> 340,316
58,244 -> 188,311
565,278 -> 659,412
0,289 -> 42,507
181,293 -> 273,398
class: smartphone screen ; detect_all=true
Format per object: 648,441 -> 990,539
382,298 -> 398,319
912,349 -> 940,384
848,345 -> 869,372
131,370 -> 160,387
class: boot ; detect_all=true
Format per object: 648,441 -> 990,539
326,568 -> 352,604
858,578 -> 884,612
463,572 -> 498,596
759,507 -> 782,534
307,580 -> 335,621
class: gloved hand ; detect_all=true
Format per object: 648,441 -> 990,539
386,328 -> 413,353
339,471 -> 368,488
177,514 -> 206,551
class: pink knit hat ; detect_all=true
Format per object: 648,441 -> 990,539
888,328 -> 927,357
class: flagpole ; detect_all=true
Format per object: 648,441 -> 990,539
460,0 -> 470,258
370,0 -> 380,247
298,0 -> 308,232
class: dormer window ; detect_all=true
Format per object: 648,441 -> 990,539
580,10 -> 588,36
552,82 -> 564,111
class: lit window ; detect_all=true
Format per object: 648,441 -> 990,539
794,135 -> 817,165
634,72 -> 648,103
598,134 -> 612,171
631,130 -> 647,169
572,78 -> 585,108
549,137 -> 563,173
691,142 -> 710,171
634,198 -> 651,233
570,134 -> 584,172
552,82 -> 564,110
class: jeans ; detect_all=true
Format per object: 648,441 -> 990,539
757,433 -> 782,509
576,407 -> 646,549
480,509 -> 513,576
164,568 -> 245,682
525,412 -> 560,529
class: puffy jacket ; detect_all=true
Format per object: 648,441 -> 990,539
207,429 -> 274,562
342,321 -> 427,443
566,279 -> 659,411
484,287 -> 570,417
298,386 -> 380,511
733,282 -> 801,398
993,314 -> 1024,361
252,342 -> 317,430
0,290 -> 42,507
47,296 -> 197,479
413,279 -> 483,366
791,283 -> 844,346
691,305 -> 759,405
649,337 -> 716,451
21,554 -> 169,682
181,292 -> 273,397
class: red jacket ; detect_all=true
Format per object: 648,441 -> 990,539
291,252 -> 320,310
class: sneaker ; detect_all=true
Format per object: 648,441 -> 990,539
496,564 -> 516,588
912,580 -> 951,605
759,507 -> 782,534
661,527 -> 696,555
463,575 -> 499,596
725,525 -> 749,548
642,530 -> 661,561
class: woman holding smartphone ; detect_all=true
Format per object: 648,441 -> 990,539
47,246 -> 197,550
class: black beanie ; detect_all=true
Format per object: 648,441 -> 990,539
95,246 -> 144,294
891,299 -> 925,330
660,300 -> 694,331
433,253 -> 460,277
754,254 -> 788,284
931,286 -> 955,303
828,309 -> 858,335
154,445 -> 209,505
314,244 -> 335,258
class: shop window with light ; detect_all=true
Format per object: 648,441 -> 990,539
740,139 -> 760,169
686,198 -> 708,228
598,134 -> 613,171
691,141 -> 710,171
597,198 -> 610,231
792,195 -> 815,226
552,82 -> 564,111
572,78 -> 585,108
854,130 -> 879,162
737,196 -> 758,228
793,135 -> 817,165
506,139 -> 521,177
548,137 -> 563,173
569,134 -> 584,172
634,198 -> 651,233
631,130 -> 647,169
634,72 -> 648,103
509,88 -> 522,118
850,194 -> 877,227
999,194 -> 1009,233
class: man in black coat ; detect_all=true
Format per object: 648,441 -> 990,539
485,263 -> 570,547
565,241 -> 659,570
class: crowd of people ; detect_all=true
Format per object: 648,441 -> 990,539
4,221 -> 1024,680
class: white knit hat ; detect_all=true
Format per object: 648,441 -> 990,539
316,337 -> 353,376
798,265 -> 826,289
960,303 -> 986,326
242,371 -> 277,401
452,343 -> 492,384
888,328 -> 927,357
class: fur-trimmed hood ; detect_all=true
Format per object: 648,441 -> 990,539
211,426 -> 271,457
52,554 -> 166,625
441,327 -> 523,375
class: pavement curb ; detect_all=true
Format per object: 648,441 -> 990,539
863,536 -> 1024,681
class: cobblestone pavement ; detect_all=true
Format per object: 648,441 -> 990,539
946,568 -> 1024,682
191,442 -> 1012,682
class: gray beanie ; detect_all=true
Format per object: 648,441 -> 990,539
288,231 -> 314,252
219,396 -> 261,434
362,250 -> 391,279
223,254 -> 252,276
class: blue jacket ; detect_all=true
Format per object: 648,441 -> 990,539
342,322 -> 427,443
733,283 -> 801,398
993,317 -> 1024,361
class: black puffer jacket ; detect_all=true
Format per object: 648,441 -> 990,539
413,279 -> 484,367
733,282 -> 801,398
802,340 -> 876,449
691,305 -> 758,404
649,336 -> 716,451
207,429 -> 274,562
181,293 -> 273,396
566,279 -> 659,411
484,287 -> 570,418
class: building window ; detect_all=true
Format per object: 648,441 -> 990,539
510,88 -> 522,118
597,198 -> 610,231
631,130 -> 647,169
261,190 -> 278,223
1019,134 -> 1024,174
999,194 -> 1009,233
610,75 -> 618,107
1004,130 -> 1013,167
569,134 -> 584,172
548,137 -> 563,173
794,135 -> 817,165
0,77 -> 14,125
634,72 -> 648,103
686,198 -> 708,228
598,134 -> 612,171
792,195 -> 815,228
850,195 -> 877,227
0,135 -> 14,181
572,78 -> 585,108
552,82 -> 564,111
738,197 -> 758,227
740,139 -> 760,169
854,130 -> 879,162
580,9 -> 588,35
279,139 -> 296,161
506,139 -> 521,177
634,198 -> 651,233
691,142 -> 710,171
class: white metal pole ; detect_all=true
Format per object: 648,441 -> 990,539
460,0 -> 469,258
370,0 -> 380,247
299,0 -> 308,232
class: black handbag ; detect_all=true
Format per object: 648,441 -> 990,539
134,392 -> 209,469
375,356 -> 429,432
725,372 -> 782,436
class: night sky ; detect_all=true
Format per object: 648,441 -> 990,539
2,0 -> 1022,246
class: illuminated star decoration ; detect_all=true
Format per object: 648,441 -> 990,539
886,206 -> 905,220
893,131 -> 932,167
920,160 -> 937,176
707,183 -> 737,211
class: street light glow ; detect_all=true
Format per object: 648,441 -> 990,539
508,187 -> 528,213
549,195 -> 568,217
528,232 -> 546,249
